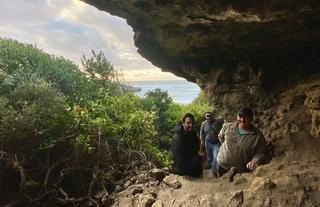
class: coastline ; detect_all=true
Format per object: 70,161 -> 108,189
124,79 -> 200,104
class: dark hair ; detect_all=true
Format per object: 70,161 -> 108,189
182,113 -> 195,123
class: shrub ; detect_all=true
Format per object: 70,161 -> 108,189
0,79 -> 72,151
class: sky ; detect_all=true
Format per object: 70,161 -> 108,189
0,0 -> 182,81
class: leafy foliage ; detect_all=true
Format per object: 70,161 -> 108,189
0,38 -> 174,164
0,38 -> 81,99
140,88 -> 213,151
81,50 -> 118,82
0,37 -> 215,206
0,38 -> 122,104
0,79 -> 71,147
141,89 -> 173,149
81,50 -> 121,95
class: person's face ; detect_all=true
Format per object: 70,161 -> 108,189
182,117 -> 194,132
205,114 -> 213,122
237,115 -> 253,130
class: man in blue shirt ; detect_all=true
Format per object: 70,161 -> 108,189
200,112 -> 224,177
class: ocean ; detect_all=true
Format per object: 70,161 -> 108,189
125,80 -> 200,104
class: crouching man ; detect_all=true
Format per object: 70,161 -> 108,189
217,107 -> 267,180
171,113 -> 203,177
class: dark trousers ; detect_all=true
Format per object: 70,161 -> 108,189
174,155 -> 203,178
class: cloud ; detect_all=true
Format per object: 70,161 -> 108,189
0,0 -> 181,81
122,69 -> 182,82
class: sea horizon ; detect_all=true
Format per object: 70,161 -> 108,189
124,79 -> 200,104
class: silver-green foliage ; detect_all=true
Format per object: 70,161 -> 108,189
0,80 -> 71,150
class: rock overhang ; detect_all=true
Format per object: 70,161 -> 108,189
81,0 -> 320,116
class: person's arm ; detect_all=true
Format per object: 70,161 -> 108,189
252,134 -> 267,164
200,123 -> 206,149
217,119 -> 225,143
218,124 -> 227,143
197,132 -> 206,161
200,123 -> 205,142
171,134 -> 184,166
246,134 -> 267,170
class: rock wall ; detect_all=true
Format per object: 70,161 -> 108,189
81,0 -> 320,119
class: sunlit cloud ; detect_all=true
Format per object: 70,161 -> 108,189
122,69 -> 183,82
0,0 -> 181,81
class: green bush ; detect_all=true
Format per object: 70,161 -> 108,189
0,38 -> 122,104
0,38 -> 81,97
0,38 -> 216,166
0,38 -> 182,205
0,37 -> 224,206
0,80 -> 72,150
72,91 -> 173,165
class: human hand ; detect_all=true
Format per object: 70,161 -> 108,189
199,151 -> 206,161
246,160 -> 258,171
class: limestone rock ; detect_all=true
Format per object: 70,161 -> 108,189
250,178 -> 276,192
118,184 -> 144,197
179,194 -> 200,207
305,88 -> 320,138
151,200 -> 163,207
229,191 -> 244,207
149,168 -> 167,181
263,196 -> 272,207
137,194 -> 156,207
199,194 -> 214,207
163,174 -> 182,189
233,174 -> 247,185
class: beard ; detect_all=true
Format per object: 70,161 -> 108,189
184,126 -> 194,132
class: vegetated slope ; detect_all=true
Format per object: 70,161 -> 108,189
0,38 -> 163,206
0,38 -> 214,206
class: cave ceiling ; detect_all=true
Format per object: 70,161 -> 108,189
81,0 -> 320,84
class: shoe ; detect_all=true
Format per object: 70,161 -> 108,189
216,165 -> 221,177
229,167 -> 238,182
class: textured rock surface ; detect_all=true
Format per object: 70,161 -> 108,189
81,0 -> 320,118
148,168 -> 168,181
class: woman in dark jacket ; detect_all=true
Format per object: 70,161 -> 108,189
171,113 -> 203,177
